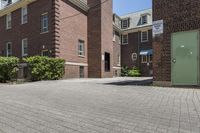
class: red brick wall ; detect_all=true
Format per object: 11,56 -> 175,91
0,0 -> 53,57
153,0 -> 200,81
87,0 -> 113,78
58,0 -> 88,78
113,31 -> 121,77
101,0 -> 113,78
121,29 -> 153,76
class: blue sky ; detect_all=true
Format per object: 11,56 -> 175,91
113,0 -> 152,16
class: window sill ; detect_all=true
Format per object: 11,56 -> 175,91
141,40 -> 149,43
21,22 -> 28,25
78,55 -> 85,58
122,43 -> 128,45
40,31 -> 49,34
22,54 -> 28,57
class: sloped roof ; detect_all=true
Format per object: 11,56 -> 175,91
120,8 -> 152,30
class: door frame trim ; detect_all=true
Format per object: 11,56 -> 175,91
171,30 -> 200,86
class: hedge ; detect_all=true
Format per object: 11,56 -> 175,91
23,56 -> 65,81
0,57 -> 19,83
121,66 -> 141,77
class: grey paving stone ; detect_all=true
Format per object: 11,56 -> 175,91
0,78 -> 199,133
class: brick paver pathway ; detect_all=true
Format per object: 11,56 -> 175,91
0,78 -> 199,133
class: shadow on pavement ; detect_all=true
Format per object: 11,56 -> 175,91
104,79 -> 153,86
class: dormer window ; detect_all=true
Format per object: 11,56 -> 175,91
141,15 -> 147,25
121,18 -> 130,29
7,0 -> 12,5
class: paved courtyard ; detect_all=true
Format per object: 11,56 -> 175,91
0,78 -> 200,133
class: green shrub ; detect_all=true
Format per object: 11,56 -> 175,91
121,66 -> 129,77
0,57 -> 19,83
128,67 -> 141,77
23,56 -> 65,81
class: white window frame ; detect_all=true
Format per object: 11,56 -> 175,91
141,15 -> 147,25
41,50 -> 49,56
121,18 -> 129,29
141,55 -> 148,63
6,42 -> 12,57
41,12 -> 49,33
22,38 -> 28,57
6,13 -> 12,29
78,40 -> 85,56
21,6 -> 28,24
122,34 -> 128,45
141,31 -> 148,42
117,54 -> 121,66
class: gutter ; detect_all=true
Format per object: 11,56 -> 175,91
68,0 -> 89,12
0,0 -> 36,17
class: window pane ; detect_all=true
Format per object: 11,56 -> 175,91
141,31 -> 148,42
78,40 -> 85,56
41,13 -> 48,32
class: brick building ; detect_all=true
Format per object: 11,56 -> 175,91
113,9 -> 153,76
0,0 -> 117,78
153,0 -> 200,86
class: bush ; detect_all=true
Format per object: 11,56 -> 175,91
121,66 -> 141,77
0,57 -> 19,83
128,67 -> 141,77
121,66 -> 129,77
23,56 -> 65,81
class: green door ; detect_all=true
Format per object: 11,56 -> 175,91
171,30 -> 199,85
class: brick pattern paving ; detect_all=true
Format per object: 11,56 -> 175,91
0,79 -> 200,133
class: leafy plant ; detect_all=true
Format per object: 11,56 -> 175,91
121,66 -> 141,77
121,66 -> 129,77
0,57 -> 19,83
128,67 -> 141,77
23,56 -> 65,81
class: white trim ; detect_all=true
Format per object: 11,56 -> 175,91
6,13 -> 11,29
141,30 -> 149,43
41,12 -> 49,33
122,34 -> 128,45
121,18 -> 129,29
123,25 -> 152,34
21,6 -> 27,24
65,62 -> 88,67
6,42 -> 12,57
22,38 -> 28,56
113,67 -> 121,69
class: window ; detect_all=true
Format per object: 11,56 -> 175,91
141,55 -> 147,63
22,38 -> 28,56
141,31 -> 148,42
122,34 -> 128,44
6,13 -> 11,29
6,42 -> 12,57
41,13 -> 48,33
117,54 -> 121,66
79,66 -> 84,78
21,6 -> 28,24
149,55 -> 153,63
78,40 -> 85,56
105,52 -> 110,72
7,0 -> 12,5
41,50 -> 49,56
141,15 -> 147,25
121,18 -> 129,29
113,31 -> 116,42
